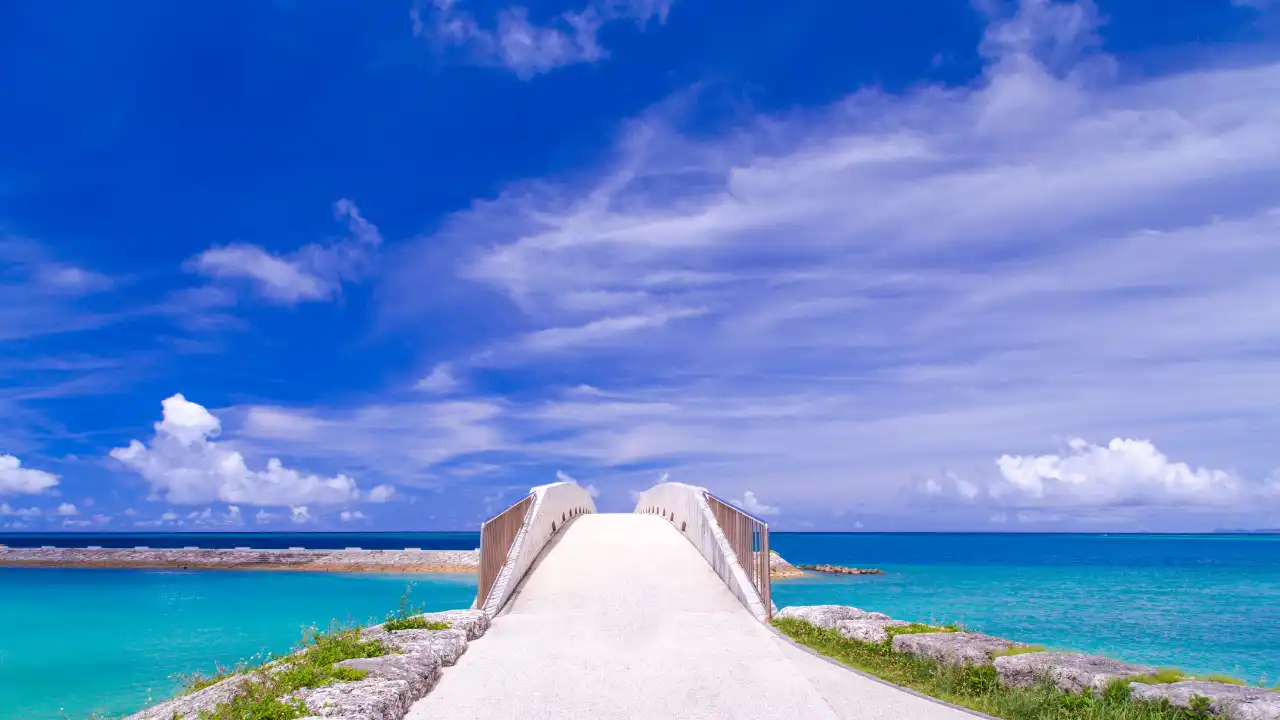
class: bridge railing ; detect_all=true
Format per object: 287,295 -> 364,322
476,495 -> 534,610
634,482 -> 775,621
474,481 -> 599,616
704,492 -> 772,619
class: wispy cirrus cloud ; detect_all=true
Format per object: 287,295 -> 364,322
411,0 -> 672,79
372,0 -> 1280,529
187,198 -> 382,305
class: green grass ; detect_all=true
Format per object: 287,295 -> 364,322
995,645 -> 1049,657
195,624 -> 390,720
384,616 -> 452,631
772,618 -> 1212,720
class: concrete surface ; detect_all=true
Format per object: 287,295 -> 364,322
480,481 -> 597,616
633,481 -> 772,620
407,513 -> 980,720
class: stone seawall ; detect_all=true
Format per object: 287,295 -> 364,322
0,546 -> 479,572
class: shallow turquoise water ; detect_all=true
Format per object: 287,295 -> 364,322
3,533 -> 1277,719
0,568 -> 476,720
771,533 -> 1280,685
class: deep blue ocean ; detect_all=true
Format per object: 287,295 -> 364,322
1,532 -> 1276,720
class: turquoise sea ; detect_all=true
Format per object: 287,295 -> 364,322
1,532 -> 1277,719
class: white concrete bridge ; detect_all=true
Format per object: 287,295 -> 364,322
406,481 -> 976,720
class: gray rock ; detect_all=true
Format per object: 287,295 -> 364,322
994,652 -> 1156,694
892,632 -> 1031,667
1129,681 -> 1280,720
384,629 -> 469,666
296,651 -> 443,720
124,673 -> 257,720
419,609 -> 490,640
835,617 -> 910,644
776,605 -> 883,629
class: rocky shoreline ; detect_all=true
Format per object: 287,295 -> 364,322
768,552 -> 881,578
796,563 -> 883,575
0,546 -> 479,573
777,605 -> 1280,719
126,609 -> 490,720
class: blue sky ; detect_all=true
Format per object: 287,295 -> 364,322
2,0 -> 1279,532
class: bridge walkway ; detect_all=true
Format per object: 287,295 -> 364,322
407,513 -> 977,720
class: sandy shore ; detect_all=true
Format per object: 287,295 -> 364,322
0,547 -> 480,573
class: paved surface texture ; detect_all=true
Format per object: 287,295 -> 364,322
407,513 -> 978,720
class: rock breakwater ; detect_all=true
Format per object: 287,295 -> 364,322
796,563 -> 883,575
775,603 -> 1280,719
0,546 -> 479,572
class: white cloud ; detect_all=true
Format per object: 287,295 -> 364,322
373,0 -> 1280,529
110,394 -> 363,506
413,0 -> 671,79
367,484 -> 396,502
921,479 -> 943,496
235,400 -> 505,484
734,490 -> 780,516
993,438 -> 1265,509
188,198 -> 381,305
340,510 -> 366,522
255,509 -> 278,524
55,502 -> 78,516
585,483 -> 600,498
0,454 -> 59,495
290,505 -> 310,524
0,503 -> 41,517
415,363 -> 460,393
954,477 -> 980,501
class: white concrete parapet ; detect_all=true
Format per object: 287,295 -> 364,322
632,482 -> 774,622
478,481 -> 597,616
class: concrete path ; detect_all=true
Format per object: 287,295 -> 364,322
407,513 -> 978,720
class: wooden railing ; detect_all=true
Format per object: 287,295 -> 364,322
476,495 -> 534,610
704,492 -> 772,619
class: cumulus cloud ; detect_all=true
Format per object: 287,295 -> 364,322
993,438 -> 1263,509
255,509 -> 278,524
188,198 -> 382,304
734,490 -> 780,516
0,454 -> 59,495
110,394 -> 363,506
0,503 -> 42,517
55,503 -> 78,516
412,0 -> 671,79
290,505 -> 310,524
340,510 -> 366,522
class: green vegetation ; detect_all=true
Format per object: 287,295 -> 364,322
382,582 -> 453,631
195,623 -> 390,720
772,617 -> 1213,720
995,645 -> 1049,657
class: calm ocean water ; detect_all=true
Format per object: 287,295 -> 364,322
1,532 -> 1276,719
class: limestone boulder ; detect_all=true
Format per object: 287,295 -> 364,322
124,673 -> 256,720
1129,681 -> 1280,720
384,628 -> 469,666
420,609 -> 490,640
776,605 -> 886,629
892,632 -> 1031,667
994,652 -> 1156,694
835,617 -> 910,644
297,651 -> 443,720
